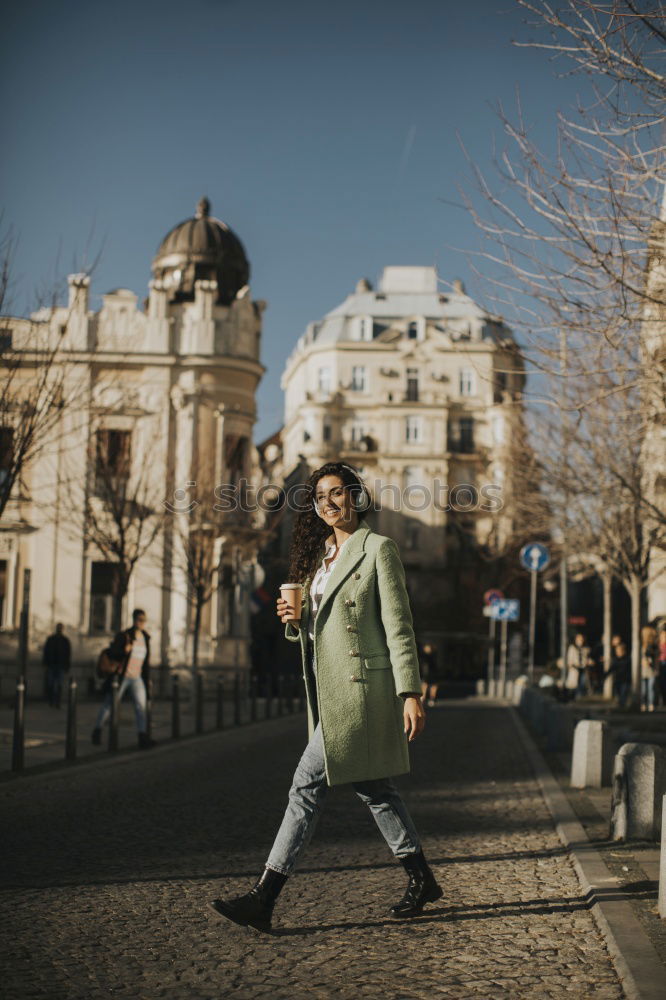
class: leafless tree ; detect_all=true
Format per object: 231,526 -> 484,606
0,228 -> 92,520
82,411 -> 167,631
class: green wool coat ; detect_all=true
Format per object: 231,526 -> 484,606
284,521 -> 422,786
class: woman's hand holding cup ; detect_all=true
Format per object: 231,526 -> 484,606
277,583 -> 302,625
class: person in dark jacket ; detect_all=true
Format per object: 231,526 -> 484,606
91,609 -> 155,749
42,623 -> 71,708
605,642 -> 632,708
418,642 -> 439,706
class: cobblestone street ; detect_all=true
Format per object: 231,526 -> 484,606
0,701 -> 626,999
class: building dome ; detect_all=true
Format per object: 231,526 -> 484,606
152,197 -> 250,305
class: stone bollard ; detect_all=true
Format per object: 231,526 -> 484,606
610,743 -> 666,841
659,795 -> 666,918
475,678 -> 486,697
504,679 -> 514,701
513,676 -> 527,707
570,720 -> 611,788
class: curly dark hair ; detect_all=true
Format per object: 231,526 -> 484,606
287,462 -> 373,584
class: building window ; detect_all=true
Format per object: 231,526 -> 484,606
406,367 -> 419,402
94,429 -> 131,496
404,466 -> 426,509
494,371 -> 507,402
448,417 -> 475,453
405,522 -> 420,550
460,417 -> 474,452
351,366 -> 367,391
459,367 -> 475,396
360,317 -> 373,341
351,421 -> 366,444
318,366 -> 331,394
89,561 -> 121,634
0,427 -> 13,491
407,321 -> 418,340
323,418 -> 332,443
405,415 -> 422,443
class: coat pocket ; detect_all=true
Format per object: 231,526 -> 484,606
363,653 -> 391,670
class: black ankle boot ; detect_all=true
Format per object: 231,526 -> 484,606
389,850 -> 442,918
210,867 -> 288,933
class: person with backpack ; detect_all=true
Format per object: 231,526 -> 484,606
92,608 -> 155,749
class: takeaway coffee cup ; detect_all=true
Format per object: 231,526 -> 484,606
280,583 -> 303,620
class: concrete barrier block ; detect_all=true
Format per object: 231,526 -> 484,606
659,795 -> 666,918
546,703 -> 574,753
570,719 -> 611,788
610,743 -> 666,842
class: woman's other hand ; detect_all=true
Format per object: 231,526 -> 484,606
276,596 -> 300,625
403,695 -> 426,741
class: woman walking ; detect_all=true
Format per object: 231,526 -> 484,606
211,462 -> 441,933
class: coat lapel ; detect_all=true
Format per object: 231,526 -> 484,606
313,522 -> 371,625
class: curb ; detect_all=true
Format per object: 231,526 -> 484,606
509,705 -> 665,1000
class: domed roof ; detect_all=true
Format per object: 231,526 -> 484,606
152,197 -> 250,305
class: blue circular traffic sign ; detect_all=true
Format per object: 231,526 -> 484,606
520,543 -> 550,573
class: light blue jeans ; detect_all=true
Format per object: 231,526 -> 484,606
641,676 -> 655,709
95,676 -> 147,734
265,642 -> 421,874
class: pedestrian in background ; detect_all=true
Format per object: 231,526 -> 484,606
565,633 -> 593,700
211,461 -> 440,934
91,608 -> 155,749
42,623 -> 71,708
640,625 -> 658,713
419,641 -> 439,707
657,624 -> 666,708
605,642 -> 632,709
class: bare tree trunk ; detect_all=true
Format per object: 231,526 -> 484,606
602,565 -> 613,700
192,597 -> 202,672
627,573 -> 643,705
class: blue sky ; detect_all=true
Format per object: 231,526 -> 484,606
2,0 -> 585,441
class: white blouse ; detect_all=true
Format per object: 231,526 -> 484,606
307,534 -> 351,641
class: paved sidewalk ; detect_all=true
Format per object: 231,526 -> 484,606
0,701 -> 628,999
0,692 -> 297,772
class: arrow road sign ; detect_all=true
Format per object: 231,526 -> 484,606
520,542 -> 550,573
490,599 -> 520,621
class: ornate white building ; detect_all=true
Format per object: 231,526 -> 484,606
278,265 -> 526,639
0,198 -> 269,685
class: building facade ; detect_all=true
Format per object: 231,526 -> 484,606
0,198 -> 269,686
276,265 -> 527,656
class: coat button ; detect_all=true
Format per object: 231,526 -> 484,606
350,674 -> 360,682
346,624 -> 353,632
353,572 -> 361,579
344,599 -> 351,606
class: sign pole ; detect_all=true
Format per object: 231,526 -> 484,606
487,615 -> 496,695
528,569 -> 537,684
499,619 -> 508,696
